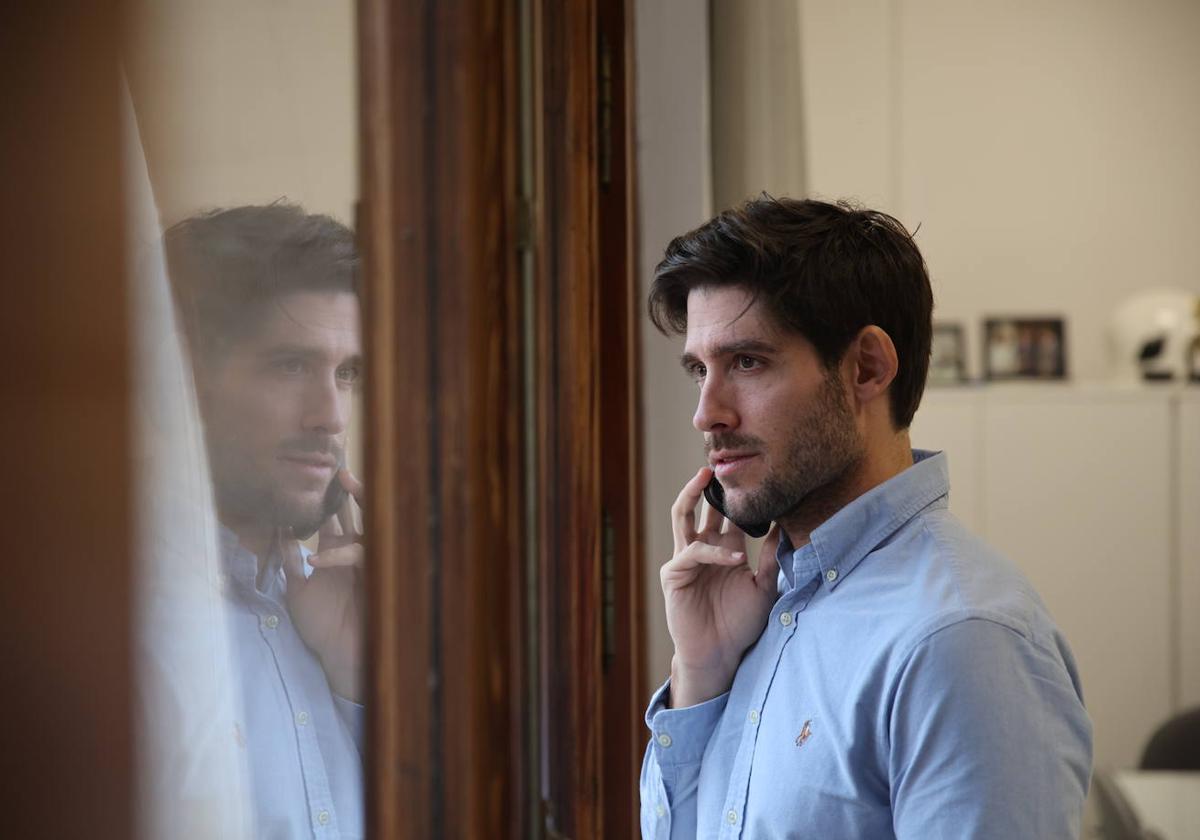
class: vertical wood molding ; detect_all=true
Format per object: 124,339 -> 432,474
361,0 -> 525,837
359,0 -> 435,836
534,0 -> 603,836
598,0 -> 647,837
364,2 -> 642,836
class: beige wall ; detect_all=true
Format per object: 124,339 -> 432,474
636,0 -> 713,687
124,0 -> 361,473
125,0 -> 357,227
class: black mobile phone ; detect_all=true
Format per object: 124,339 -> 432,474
320,470 -> 349,521
703,474 -> 770,538
292,459 -> 349,541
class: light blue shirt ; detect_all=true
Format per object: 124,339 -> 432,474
640,450 -> 1092,839
220,529 -> 365,840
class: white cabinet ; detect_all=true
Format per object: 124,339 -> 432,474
911,384 -> 1196,771
1179,392 -> 1200,710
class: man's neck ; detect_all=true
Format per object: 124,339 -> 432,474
778,432 -> 914,549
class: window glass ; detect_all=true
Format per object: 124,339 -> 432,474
124,4 -> 364,837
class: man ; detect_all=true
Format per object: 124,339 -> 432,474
165,204 -> 365,839
639,197 -> 1091,838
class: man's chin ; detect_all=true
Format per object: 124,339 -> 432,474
724,485 -> 788,529
276,493 -> 328,539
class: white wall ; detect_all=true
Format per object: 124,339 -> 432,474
796,0 -> 1200,383
636,0 -> 713,686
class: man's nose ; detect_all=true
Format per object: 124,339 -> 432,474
692,374 -> 738,433
302,372 -> 349,436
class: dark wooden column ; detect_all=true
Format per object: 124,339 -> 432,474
362,1 -> 642,837
0,4 -> 134,839
534,0 -> 645,837
360,1 -> 526,837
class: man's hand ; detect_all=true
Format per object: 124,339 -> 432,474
662,466 -> 780,709
284,468 -> 365,703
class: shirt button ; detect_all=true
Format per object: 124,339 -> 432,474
264,615 -> 280,630
316,810 -> 330,826
656,803 -> 666,817
748,709 -> 759,725
826,568 -> 838,583
296,711 -> 310,726
779,611 -> 793,626
657,732 -> 673,748
726,809 -> 738,824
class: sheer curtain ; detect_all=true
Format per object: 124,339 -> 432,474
124,77 -> 254,840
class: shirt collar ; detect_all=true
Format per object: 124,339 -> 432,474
775,449 -> 949,592
218,525 -> 282,592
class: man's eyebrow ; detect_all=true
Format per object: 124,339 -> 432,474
258,344 -> 363,365
679,339 -> 779,369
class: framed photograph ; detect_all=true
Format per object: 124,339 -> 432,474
928,322 -> 967,385
983,317 -> 1067,380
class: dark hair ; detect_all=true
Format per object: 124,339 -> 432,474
164,203 -> 358,359
648,196 -> 932,429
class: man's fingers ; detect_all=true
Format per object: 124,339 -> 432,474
309,542 -> 364,569
319,507 -> 344,541
755,524 -> 782,593
660,541 -> 748,588
339,467 -> 365,503
671,466 -> 712,554
699,493 -> 725,537
281,539 -> 307,585
336,468 -> 364,534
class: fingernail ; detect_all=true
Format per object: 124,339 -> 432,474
732,551 -> 745,561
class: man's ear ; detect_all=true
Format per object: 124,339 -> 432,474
846,326 -> 898,408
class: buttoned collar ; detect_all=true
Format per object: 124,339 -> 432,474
775,450 -> 949,592
218,525 -> 283,594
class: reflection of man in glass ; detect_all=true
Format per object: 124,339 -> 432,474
166,204 -> 364,839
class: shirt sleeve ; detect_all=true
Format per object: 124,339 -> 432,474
888,617 -> 1093,840
639,678 -> 729,839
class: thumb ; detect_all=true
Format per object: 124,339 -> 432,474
281,539 -> 308,591
754,525 -> 782,594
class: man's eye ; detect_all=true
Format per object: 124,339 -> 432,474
687,363 -> 707,382
735,355 -> 760,371
336,365 -> 360,384
275,358 -> 305,375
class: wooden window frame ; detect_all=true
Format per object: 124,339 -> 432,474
361,0 -> 644,837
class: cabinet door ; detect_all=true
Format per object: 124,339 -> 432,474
982,389 -> 1173,769
1178,393 -> 1200,710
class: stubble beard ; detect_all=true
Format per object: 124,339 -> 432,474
721,372 -> 865,527
209,439 -> 343,539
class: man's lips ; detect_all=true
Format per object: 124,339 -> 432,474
278,453 -> 337,470
709,451 -> 758,478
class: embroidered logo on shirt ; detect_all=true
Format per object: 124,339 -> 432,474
795,719 -> 813,748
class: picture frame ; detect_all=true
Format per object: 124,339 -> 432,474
983,316 -> 1067,380
928,322 -> 967,385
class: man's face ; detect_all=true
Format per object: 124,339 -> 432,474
196,291 -> 362,538
682,286 -> 864,527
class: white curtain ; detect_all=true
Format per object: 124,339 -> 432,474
124,76 -> 254,840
